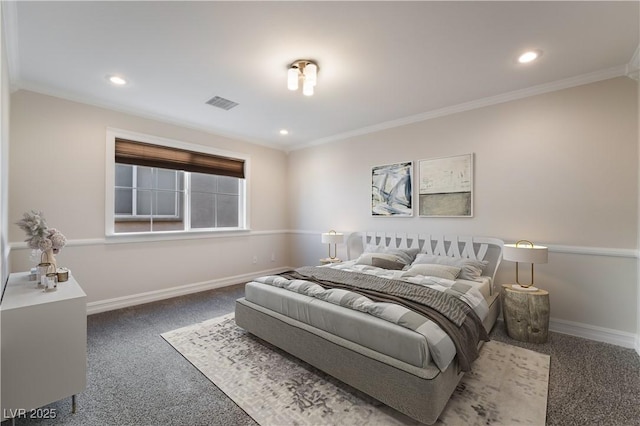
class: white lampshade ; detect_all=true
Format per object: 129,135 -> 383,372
321,232 -> 344,244
304,63 -> 317,86
287,67 -> 299,91
503,243 -> 548,264
504,240 -> 548,290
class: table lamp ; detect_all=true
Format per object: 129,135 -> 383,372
503,240 -> 548,291
321,230 -> 344,260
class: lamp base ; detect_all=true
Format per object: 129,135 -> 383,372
320,257 -> 342,266
512,284 -> 539,292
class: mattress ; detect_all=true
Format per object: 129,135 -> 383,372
245,263 -> 494,372
460,276 -> 492,300
245,281 -> 432,368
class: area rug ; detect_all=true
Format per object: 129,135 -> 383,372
162,314 -> 549,425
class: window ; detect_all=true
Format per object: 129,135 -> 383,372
114,165 -> 185,232
106,129 -> 248,236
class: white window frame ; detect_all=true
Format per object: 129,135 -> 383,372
105,128 -> 250,238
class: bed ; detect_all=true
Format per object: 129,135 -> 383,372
235,232 -> 503,424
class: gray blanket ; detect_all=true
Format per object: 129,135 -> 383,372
281,266 -> 489,372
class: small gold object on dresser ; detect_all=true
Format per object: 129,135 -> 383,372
501,284 -> 550,344
57,267 -> 69,282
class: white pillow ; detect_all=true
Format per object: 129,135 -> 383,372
411,254 -> 488,281
402,264 -> 462,280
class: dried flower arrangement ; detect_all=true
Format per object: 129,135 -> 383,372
16,210 -> 67,254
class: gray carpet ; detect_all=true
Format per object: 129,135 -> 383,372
6,283 -> 640,425
490,324 -> 640,426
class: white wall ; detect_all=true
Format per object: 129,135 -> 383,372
8,90 -> 290,311
0,1 -> 9,288
288,77 -> 639,343
0,1 -> 10,410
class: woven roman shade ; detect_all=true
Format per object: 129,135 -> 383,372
115,138 -> 245,179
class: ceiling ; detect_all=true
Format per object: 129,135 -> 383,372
4,1 -> 639,151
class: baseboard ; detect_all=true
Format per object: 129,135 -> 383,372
497,316 -> 638,350
86,266 -> 292,315
548,317 -> 637,349
86,269 -> 640,356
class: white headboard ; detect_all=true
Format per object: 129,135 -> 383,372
346,232 -> 504,282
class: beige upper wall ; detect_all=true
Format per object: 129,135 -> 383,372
9,90 -> 289,242
289,77 -> 639,249
288,77 -> 639,334
8,90 -> 291,304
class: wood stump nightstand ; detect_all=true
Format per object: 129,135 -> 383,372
501,284 -> 550,343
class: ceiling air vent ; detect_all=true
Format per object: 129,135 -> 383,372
205,96 -> 239,111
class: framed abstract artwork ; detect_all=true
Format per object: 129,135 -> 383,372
418,154 -> 473,217
371,161 -> 413,217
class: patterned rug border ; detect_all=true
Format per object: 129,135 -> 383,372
162,313 -> 550,426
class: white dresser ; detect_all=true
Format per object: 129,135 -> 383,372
1,272 -> 87,420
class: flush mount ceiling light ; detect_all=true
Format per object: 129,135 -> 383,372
108,75 -> 128,86
518,50 -> 542,64
279,129 -> 289,135
287,59 -> 318,96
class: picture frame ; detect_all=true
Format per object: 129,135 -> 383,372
418,153 -> 473,217
371,161 -> 413,217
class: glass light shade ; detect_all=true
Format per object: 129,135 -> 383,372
302,80 -> 314,96
287,67 -> 299,91
304,63 -> 317,86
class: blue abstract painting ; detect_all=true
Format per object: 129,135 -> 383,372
371,161 -> 413,217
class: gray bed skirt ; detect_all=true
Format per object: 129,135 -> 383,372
235,295 -> 499,424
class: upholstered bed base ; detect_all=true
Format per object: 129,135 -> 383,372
235,292 -> 500,425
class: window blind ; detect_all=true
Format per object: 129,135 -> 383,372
114,138 -> 245,179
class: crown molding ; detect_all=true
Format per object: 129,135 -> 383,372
12,81 -> 288,152
290,65 -> 629,152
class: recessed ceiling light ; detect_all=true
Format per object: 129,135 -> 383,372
108,75 -> 127,86
279,129 -> 289,135
518,50 -> 542,64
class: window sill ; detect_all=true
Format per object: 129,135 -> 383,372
105,228 -> 251,245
